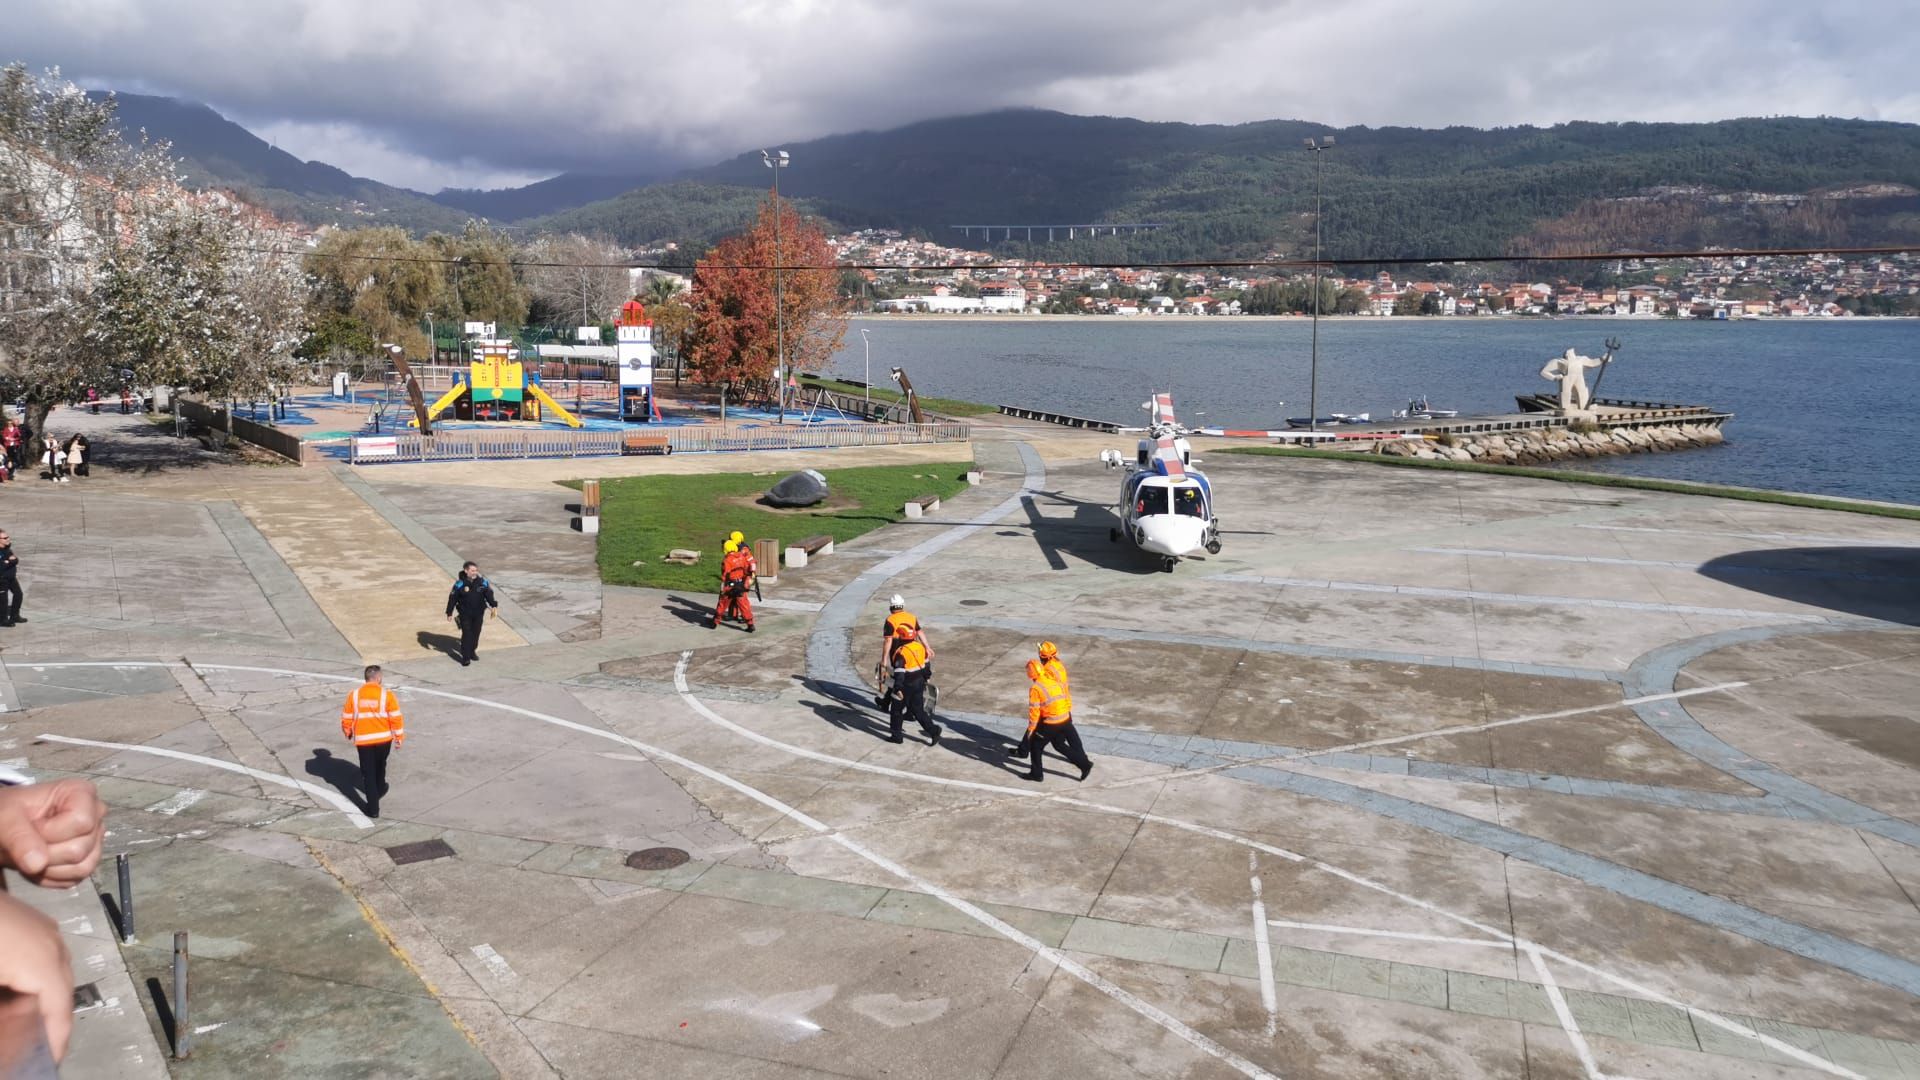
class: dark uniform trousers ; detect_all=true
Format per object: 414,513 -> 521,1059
0,575 -> 20,625
357,742 -> 392,814
889,669 -> 938,740
1030,719 -> 1091,774
456,612 -> 483,662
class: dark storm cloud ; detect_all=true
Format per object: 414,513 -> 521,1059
8,0 -> 1917,191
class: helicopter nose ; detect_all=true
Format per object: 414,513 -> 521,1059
1137,517 -> 1206,557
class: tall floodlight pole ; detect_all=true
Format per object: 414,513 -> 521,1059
860,328 -> 871,412
1304,135 -> 1334,438
763,149 -> 790,423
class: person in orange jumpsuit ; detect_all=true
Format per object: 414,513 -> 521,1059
710,541 -> 755,632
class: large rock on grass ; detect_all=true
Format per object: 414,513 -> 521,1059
765,469 -> 830,508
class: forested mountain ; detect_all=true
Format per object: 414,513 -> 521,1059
431,171 -> 660,221
99,92 -> 1920,261
102,92 -> 471,232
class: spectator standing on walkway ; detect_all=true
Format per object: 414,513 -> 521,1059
62,436 -> 86,480
445,561 -> 498,666
340,665 -> 404,818
1021,641 -> 1093,783
0,530 -> 20,627
0,418 -> 21,471
37,438 -> 64,483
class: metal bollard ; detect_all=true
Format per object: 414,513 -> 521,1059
115,853 -> 133,942
171,932 -> 191,1059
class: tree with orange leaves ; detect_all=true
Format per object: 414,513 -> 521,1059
688,195 -> 846,391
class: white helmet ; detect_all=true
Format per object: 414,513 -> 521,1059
889,594 -> 906,610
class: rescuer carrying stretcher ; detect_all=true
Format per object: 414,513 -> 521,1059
710,537 -> 756,632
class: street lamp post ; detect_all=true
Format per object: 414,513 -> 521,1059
859,328 -> 871,414
1304,135 -> 1334,439
763,149 -> 790,423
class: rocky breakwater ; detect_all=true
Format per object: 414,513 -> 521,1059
1379,422 -> 1725,465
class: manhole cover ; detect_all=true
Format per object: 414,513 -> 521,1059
386,838 -> 456,865
626,847 -> 690,870
73,982 -> 104,1011
959,599 -> 988,607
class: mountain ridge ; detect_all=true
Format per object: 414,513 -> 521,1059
96,93 -> 1920,260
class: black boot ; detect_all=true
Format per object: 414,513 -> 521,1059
1022,770 -> 1043,783
927,725 -> 941,747
1078,761 -> 1094,782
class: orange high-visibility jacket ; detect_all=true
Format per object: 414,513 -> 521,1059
884,610 -> 919,640
341,683 -> 405,747
721,548 -> 752,585
893,639 -> 930,673
1026,658 -> 1072,733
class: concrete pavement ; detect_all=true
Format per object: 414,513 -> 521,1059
1,407 -> 1917,1077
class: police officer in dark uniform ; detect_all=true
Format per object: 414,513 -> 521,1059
445,561 -> 497,666
0,529 -> 21,627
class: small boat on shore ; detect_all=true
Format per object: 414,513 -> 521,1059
1284,412 -> 1371,429
1391,396 -> 1458,420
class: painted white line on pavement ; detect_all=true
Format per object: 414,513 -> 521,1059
1264,920 -> 1513,951
1096,681 -> 1750,791
661,659 -> 1853,1079
144,789 -> 206,816
470,944 -> 519,983
35,733 -> 373,829
1249,852 -> 1279,1039
1528,945 -> 1603,1080
668,656 -> 1280,1077
28,659 -> 1856,1079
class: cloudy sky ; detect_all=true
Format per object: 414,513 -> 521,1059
12,0 -> 1919,192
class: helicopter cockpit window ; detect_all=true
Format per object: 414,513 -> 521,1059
1173,485 -> 1205,517
1134,486 -> 1169,516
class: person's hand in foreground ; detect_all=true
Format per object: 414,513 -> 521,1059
0,779 -> 107,887
0,891 -> 74,1062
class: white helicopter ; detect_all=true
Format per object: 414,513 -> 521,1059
1102,393 -> 1221,572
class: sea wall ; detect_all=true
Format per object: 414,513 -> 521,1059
1379,421 -> 1725,464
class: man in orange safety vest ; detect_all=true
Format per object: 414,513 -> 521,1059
340,664 -> 404,818
1023,641 -> 1091,783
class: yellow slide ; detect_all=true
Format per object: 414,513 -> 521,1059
413,383 -> 468,426
525,382 -> 583,428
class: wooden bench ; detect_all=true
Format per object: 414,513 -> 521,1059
784,533 -> 834,569
622,433 -> 672,456
902,493 -> 941,519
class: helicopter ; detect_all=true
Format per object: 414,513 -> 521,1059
1104,393 -> 1221,572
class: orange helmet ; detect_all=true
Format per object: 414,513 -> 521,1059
1037,641 -> 1058,659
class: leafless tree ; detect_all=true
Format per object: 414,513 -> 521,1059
521,233 -> 631,328
0,65 -> 171,434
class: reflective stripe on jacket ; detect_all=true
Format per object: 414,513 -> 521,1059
340,683 -> 405,746
1026,658 -> 1072,731
885,611 -> 919,639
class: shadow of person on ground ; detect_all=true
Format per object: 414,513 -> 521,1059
797,676 -> 1031,777
662,594 -> 716,626
415,630 -> 461,659
1698,546 -> 1920,626
304,748 -> 369,812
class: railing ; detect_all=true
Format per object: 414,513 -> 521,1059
349,422 -> 971,464
995,404 -> 1124,432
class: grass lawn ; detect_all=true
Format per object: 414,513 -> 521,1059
596,460 -> 977,590
797,374 -> 997,418
1220,446 -> 1920,520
